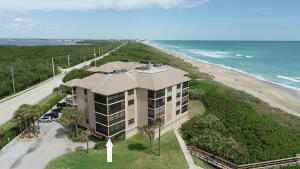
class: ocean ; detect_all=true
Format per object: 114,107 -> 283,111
147,40 -> 300,96
0,39 -> 80,46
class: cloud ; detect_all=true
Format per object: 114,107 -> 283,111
5,17 -> 39,29
0,0 -> 210,12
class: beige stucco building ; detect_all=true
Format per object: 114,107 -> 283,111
63,61 -> 190,140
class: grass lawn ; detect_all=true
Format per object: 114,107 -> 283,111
188,100 -> 206,118
46,131 -> 188,169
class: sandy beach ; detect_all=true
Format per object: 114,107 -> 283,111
147,43 -> 300,118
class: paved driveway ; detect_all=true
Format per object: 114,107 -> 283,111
7,120 -> 94,169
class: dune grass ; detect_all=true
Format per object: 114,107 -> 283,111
46,131 -> 188,169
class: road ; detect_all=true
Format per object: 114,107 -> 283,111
0,43 -> 126,125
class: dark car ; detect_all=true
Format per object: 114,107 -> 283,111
44,112 -> 59,119
57,102 -> 66,108
52,107 -> 63,113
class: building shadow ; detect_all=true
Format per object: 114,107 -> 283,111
55,127 -> 67,138
128,143 -> 147,152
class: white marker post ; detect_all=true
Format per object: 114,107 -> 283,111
106,139 -> 113,163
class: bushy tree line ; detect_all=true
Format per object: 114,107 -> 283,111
62,69 -> 91,82
0,41 -> 121,99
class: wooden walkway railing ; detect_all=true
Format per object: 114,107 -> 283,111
189,146 -> 300,169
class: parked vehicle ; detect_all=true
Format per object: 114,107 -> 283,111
44,111 -> 59,119
57,102 -> 66,108
39,116 -> 53,123
52,107 -> 63,113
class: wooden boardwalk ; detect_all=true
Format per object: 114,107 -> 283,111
189,146 -> 300,169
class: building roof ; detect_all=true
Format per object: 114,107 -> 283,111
87,61 -> 145,74
65,61 -> 190,95
63,79 -> 81,87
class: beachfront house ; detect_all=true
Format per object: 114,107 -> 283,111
63,61 -> 190,140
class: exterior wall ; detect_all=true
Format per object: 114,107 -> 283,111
136,88 -> 148,128
87,90 -> 96,131
76,87 -> 89,128
125,89 -> 138,139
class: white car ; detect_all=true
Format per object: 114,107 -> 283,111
39,116 -> 53,123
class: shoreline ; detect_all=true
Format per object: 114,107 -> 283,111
145,42 -> 300,118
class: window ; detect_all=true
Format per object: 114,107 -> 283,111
183,81 -> 189,89
182,88 -> 189,97
109,111 -> 125,125
176,109 -> 180,115
84,89 -> 87,95
167,86 -> 172,92
148,109 -> 154,118
128,99 -> 134,106
109,121 -> 125,135
167,96 -> 172,102
177,83 -> 181,89
95,113 -> 107,124
94,93 -> 106,104
148,90 -> 155,99
128,118 -> 134,125
155,98 -> 165,108
182,105 -> 188,113
156,89 -> 165,98
128,89 -> 134,95
86,118 -> 89,124
95,103 -> 107,115
176,92 -> 181,98
155,107 -> 165,117
108,92 -> 125,104
109,101 -> 125,114
176,101 -> 181,106
182,96 -> 189,105
148,99 -> 155,109
96,123 -> 108,136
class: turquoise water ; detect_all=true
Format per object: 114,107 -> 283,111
148,40 -> 300,95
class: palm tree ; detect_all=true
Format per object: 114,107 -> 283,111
14,104 -> 32,138
60,107 -> 83,136
85,128 -> 92,153
138,125 -> 153,154
153,117 -> 163,156
31,105 -> 44,134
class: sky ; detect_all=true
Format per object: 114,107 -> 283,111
0,0 -> 299,40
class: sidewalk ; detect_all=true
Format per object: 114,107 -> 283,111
174,129 -> 203,169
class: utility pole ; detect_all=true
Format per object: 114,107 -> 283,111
10,66 -> 16,93
52,58 -> 55,77
68,54 -> 70,68
59,56 -> 61,66
94,49 -> 96,67
99,48 -> 101,57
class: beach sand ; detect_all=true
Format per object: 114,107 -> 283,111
147,43 -> 300,118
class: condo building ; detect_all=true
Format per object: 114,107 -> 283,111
63,61 -> 190,140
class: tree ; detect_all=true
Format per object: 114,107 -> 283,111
84,128 -> 92,154
62,68 -> 90,83
30,105 -> 44,135
153,118 -> 163,156
138,125 -> 153,154
60,107 -> 83,136
53,87 -> 60,96
0,128 -> 4,151
13,104 -> 32,138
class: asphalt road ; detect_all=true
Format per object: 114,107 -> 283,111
0,44 -> 126,125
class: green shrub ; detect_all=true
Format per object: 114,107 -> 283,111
62,68 -> 91,83
94,141 -> 106,150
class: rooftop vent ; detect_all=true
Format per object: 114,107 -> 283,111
135,65 -> 151,70
153,63 -> 163,67
139,61 -> 150,64
113,68 -> 128,74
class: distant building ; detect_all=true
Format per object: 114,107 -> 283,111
63,61 -> 190,140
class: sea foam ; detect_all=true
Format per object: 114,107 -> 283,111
277,75 -> 300,83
